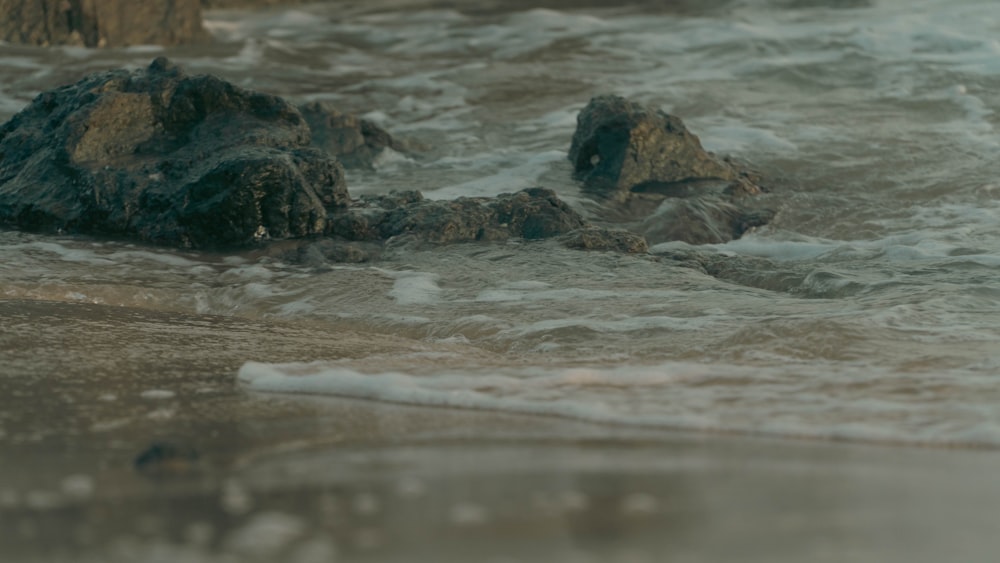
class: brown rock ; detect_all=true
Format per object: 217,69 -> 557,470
0,57 -> 348,249
329,187 -> 587,244
561,227 -> 648,254
0,0 -> 206,47
568,95 -> 776,245
568,95 -> 736,199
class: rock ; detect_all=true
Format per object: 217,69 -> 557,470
653,247 -> 806,294
0,60 -> 626,256
637,196 -> 776,245
0,57 -> 348,249
0,0 -> 206,47
299,102 -> 406,170
568,95 -> 738,199
568,95 -> 775,245
560,227 -> 648,254
330,187 -> 587,244
134,442 -> 200,476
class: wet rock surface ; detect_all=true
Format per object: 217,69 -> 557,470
299,101 -> 407,170
0,0 -> 206,47
330,187 -> 587,244
568,95 -> 775,245
569,95 -> 737,198
560,227 -> 649,254
0,60 -> 590,254
0,61 -> 777,256
636,197 -> 775,245
0,57 -> 348,248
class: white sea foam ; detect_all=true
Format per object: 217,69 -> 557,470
428,150 -> 565,200
380,270 -> 442,305
238,360 -> 1000,448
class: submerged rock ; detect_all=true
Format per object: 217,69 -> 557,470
0,57 -> 347,248
568,95 -> 774,245
330,187 -> 586,244
0,0 -> 206,47
560,227 -> 649,254
299,102 -> 406,170
637,197 -> 775,245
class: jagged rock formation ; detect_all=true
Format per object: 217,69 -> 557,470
0,57 -> 347,248
0,59 -> 590,253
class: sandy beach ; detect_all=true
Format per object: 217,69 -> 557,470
2,299 -> 1000,563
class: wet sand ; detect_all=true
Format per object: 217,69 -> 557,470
3,299 -> 1000,562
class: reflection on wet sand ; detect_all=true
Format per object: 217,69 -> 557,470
2,299 -> 1000,562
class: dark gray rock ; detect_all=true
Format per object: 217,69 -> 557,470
560,227 -> 648,254
299,101 -> 406,170
330,187 -> 587,244
0,0 -> 206,47
0,57 -> 348,248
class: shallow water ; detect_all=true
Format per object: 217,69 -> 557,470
3,0 -> 1000,450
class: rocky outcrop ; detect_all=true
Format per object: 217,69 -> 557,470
0,0 -> 206,47
0,57 -> 347,248
299,102 -> 406,170
0,59 -> 591,254
0,63 -> 781,255
568,95 -> 774,245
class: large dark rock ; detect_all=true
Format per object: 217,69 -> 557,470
0,0 -> 206,47
0,60 -> 643,256
299,102 -> 406,170
0,57 -> 348,248
568,95 -> 774,245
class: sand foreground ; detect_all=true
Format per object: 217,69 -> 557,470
2,299 -> 999,563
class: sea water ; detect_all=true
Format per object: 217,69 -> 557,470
3,0 -> 1000,448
